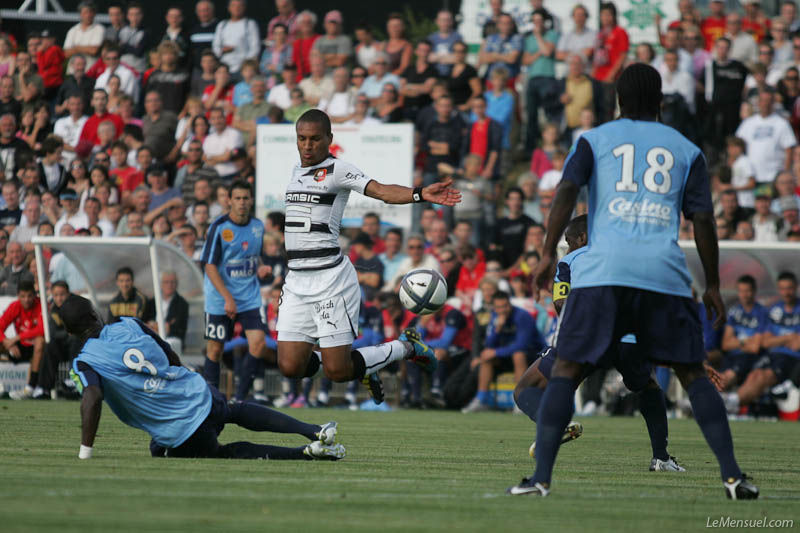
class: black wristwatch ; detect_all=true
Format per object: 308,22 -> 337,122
412,187 -> 424,203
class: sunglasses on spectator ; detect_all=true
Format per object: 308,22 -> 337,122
440,256 -> 455,262
352,72 -> 366,78
188,147 -> 202,151
408,244 -> 423,249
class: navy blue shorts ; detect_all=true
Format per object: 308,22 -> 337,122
165,386 -> 228,458
721,352 -> 759,382
556,286 -> 705,367
204,308 -> 265,342
536,342 -> 651,393
754,352 -> 800,383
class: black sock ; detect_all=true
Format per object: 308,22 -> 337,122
532,377 -> 575,485
350,350 -> 366,381
203,358 -> 220,389
303,354 -> 320,378
235,353 -> 259,401
687,377 -> 742,481
638,385 -> 669,461
227,399 -> 319,440
432,360 -> 448,391
320,377 -> 333,395
346,379 -> 358,394
516,386 -> 545,423
28,371 -> 39,388
218,442 -> 310,460
407,363 -> 422,402
302,377 -> 313,398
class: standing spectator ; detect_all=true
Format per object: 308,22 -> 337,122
359,53 -> 401,103
429,10 -> 463,76
146,166 -> 180,211
268,0 -> 298,41
592,3 -> 629,123
53,96 -> 87,165
556,4 -> 596,65
202,63 -> 234,122
266,63 -> 298,111
212,0 -> 260,74
105,2 -> 125,43
94,44 -> 139,101
705,37 -> 748,156
190,50 -> 218,98
478,13 -> 523,83
260,23 -> 292,89
312,10 -> 352,73
148,270 -> 189,354
35,30 -> 64,103
318,68 -> 355,123
63,1 -> 105,66
384,13 -> 413,76
79,89 -> 124,148
736,88 -> 797,186
203,107 -> 243,179
107,266 -> 150,323
233,76 -> 272,146
188,0 -> 219,71
560,54 -> 594,139
491,187 -> 535,269
0,241 -> 33,295
400,40 -> 438,122
652,27 -> 693,75
292,11 -> 320,80
659,49 -> 695,112
354,23 -> 382,73
298,53 -> 333,106
742,0 -> 770,44
161,6 -> 191,71
465,95 -> 502,181
446,42 -> 481,114
701,0 -> 726,50
174,142 -> 219,204
13,51 -> 43,104
0,281 -> 45,399
682,25 -> 710,81
727,136 -> 757,209
38,137 -> 68,196
0,181 -> 22,230
142,91 -> 178,162
0,75 -> 22,123
118,2 -> 151,74
725,13 -> 757,67
146,41 -> 190,115
378,227 -> 407,285
54,189 -> 88,235
0,37 -> 13,78
54,56 -> 93,117
523,9 -> 559,155
751,193 -> 782,242
781,0 -> 800,34
770,21 -> 792,67
0,114 -> 29,180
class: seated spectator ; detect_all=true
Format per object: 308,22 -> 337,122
203,107 -> 243,179
318,67 -> 355,123
0,36 -> 14,78
202,64 -> 235,123
371,84 -> 403,123
343,94 -> 380,126
491,187 -> 536,270
400,40 -> 437,121
189,200 -> 210,238
360,53 -> 401,103
727,136 -> 756,209
292,10 -> 320,80
191,49 -> 218,98
10,196 -> 42,249
233,76 -> 272,146
261,24 -> 292,90
0,280 -> 46,399
285,88 -> 312,122
529,122 -> 559,179
465,95 -> 502,181
232,59 -> 258,107
0,75 -> 22,124
352,233 -> 384,302
53,96 -> 88,165
447,41 -> 481,114
169,222 -> 201,261
377,227 -> 406,284
146,41 -> 190,115
63,1 -> 105,66
313,10 -> 352,72
267,63 -> 298,111
386,234 -> 440,290
461,291 -> 545,413
95,44 -> 139,101
778,196 -> 800,239
751,193 -> 782,242
719,189 -> 751,230
146,166 -> 180,211
447,154 -> 491,237
538,150 -> 566,195
723,272 -> 800,414
485,67 -> 514,154
108,266 -> 150,323
771,171 -> 800,214
0,180 -> 22,230
733,219 -> 755,240
455,243 -> 485,305
115,185 -> 150,236
89,120 -> 116,165
146,270 -> 189,355
0,241 -> 33,296
299,53 -> 334,107
38,280 -> 81,399
174,143 -> 220,204
35,30 -> 64,102
719,275 -> 767,390
79,89 -> 124,148
53,188 -> 88,235
212,0 -> 260,74
108,141 -> 141,201
451,220 -> 485,261
348,212 -> 385,263
354,22 -> 382,72
18,103 -> 51,151
142,92 -> 178,162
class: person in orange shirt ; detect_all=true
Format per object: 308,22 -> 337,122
0,280 -> 46,399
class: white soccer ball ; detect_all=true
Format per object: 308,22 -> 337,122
398,269 -> 448,315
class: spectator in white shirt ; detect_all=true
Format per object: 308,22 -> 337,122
266,64 -> 298,111
10,196 -> 42,250
53,189 -> 89,235
555,4 -> 596,66
538,150 -> 565,194
63,1 -> 105,66
659,50 -> 695,113
751,193 -> 782,242
735,88 -> 797,185
212,0 -> 260,73
652,27 -> 692,75
317,67 -> 355,123
726,12 -> 758,66
344,94 -> 380,126
299,53 -> 334,106
203,107 -> 243,179
53,95 -> 88,165
726,136 -> 757,209
94,45 -> 139,101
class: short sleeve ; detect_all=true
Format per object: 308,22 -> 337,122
682,153 -> 713,219
562,137 -> 594,188
71,360 -> 102,393
334,161 -> 373,194
779,119 -> 798,150
201,222 -> 224,266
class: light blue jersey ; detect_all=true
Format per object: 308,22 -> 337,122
563,120 -> 712,298
201,214 -> 264,314
72,318 -> 211,448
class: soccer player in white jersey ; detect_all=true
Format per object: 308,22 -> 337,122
276,109 -> 461,400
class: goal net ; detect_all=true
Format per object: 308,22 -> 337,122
32,236 -> 205,356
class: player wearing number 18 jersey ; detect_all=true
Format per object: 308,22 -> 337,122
276,110 -> 461,400
508,64 -> 757,500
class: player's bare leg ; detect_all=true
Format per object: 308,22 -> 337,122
722,368 -> 778,414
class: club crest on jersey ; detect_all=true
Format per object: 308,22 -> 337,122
242,241 -> 249,251
313,168 -> 328,182
221,229 -> 234,242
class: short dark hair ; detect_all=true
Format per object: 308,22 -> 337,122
778,271 -> 797,284
296,109 -> 332,136
492,290 -> 511,303
266,211 -> 285,232
617,63 -> 662,120
52,280 -> 70,292
17,280 -> 35,294
386,227 -> 403,240
364,212 -> 380,222
505,186 -> 524,200
565,215 -> 588,240
123,124 -> 143,142
737,274 -> 756,289
229,179 -> 252,197
116,266 -> 134,280
42,136 -> 63,155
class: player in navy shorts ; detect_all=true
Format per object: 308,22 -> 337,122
507,64 -> 757,500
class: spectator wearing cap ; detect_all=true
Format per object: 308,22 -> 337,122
778,195 -> 800,239
359,53 -> 401,103
299,53 -> 334,106
35,30 -> 64,102
188,1 -> 219,70
212,0 -> 260,73
142,91 -> 178,162
292,10 -> 321,80
312,10 -> 352,73
118,2 -> 151,74
63,1 -> 105,66
53,188 -> 88,236
146,166 -> 180,211
203,107 -> 243,179
267,63 -> 298,111
751,193 -> 782,242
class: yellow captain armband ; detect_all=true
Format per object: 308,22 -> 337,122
553,282 -> 570,301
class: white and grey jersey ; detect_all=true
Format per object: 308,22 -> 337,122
284,156 -> 373,271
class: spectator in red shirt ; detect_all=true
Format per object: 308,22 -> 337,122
202,63 -> 234,124
109,140 -> 143,202
592,3 -> 629,123
701,0 -> 727,50
742,0 -> 770,43
79,88 -> 124,149
465,95 -> 502,180
455,244 -> 486,305
292,10 -> 320,80
35,30 -> 64,101
0,280 -> 45,399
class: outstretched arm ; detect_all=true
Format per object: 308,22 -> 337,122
364,177 -> 461,206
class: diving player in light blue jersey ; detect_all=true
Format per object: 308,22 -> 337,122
62,295 -> 344,461
508,63 -> 757,500
201,180 -> 274,391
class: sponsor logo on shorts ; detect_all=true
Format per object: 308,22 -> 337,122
608,197 -> 672,226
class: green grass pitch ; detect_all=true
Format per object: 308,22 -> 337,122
1,400 -> 798,532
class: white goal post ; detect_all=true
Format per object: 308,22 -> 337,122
31,236 -> 205,355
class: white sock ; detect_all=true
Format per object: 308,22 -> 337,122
358,341 -> 409,376
723,392 -> 740,414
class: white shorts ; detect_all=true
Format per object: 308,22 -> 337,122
276,257 -> 361,348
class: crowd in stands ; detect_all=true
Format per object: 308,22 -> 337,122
0,0 -> 798,414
